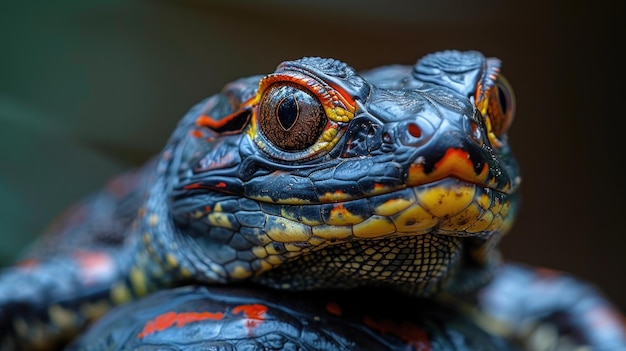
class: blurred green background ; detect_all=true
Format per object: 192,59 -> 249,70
1,0 -> 624,312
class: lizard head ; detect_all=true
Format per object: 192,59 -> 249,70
153,51 -> 520,296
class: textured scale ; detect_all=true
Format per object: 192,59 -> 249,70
0,51 -> 625,351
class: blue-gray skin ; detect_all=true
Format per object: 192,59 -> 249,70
0,51 -> 624,350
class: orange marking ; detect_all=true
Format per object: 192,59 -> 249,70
364,316 -> 431,350
408,148 -> 489,187
184,183 -> 203,190
435,148 -> 473,170
196,113 -> 238,130
232,304 -> 267,332
190,129 -> 203,138
216,182 -> 227,188
138,311 -> 224,339
325,302 -> 343,316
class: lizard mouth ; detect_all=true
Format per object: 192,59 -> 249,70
259,177 -> 518,247
249,178 -> 518,295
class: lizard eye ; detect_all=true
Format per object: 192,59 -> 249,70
259,83 -> 328,151
487,76 -> 515,137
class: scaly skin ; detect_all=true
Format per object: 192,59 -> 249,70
0,50 -> 623,350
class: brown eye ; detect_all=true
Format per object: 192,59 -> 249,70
487,76 -> 515,137
259,83 -> 327,151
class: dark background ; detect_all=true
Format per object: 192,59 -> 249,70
1,1 -> 624,312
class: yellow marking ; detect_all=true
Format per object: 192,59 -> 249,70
258,260 -> 273,273
499,200 -> 511,216
393,204 -> 438,233
255,234 -> 274,245
110,282 -> 132,304
307,236 -> 326,246
321,127 -> 338,142
319,190 -> 353,202
490,197 -> 503,215
130,267 -> 148,297
165,253 -> 178,268
208,213 -> 236,229
417,185 -> 475,217
374,197 -> 414,216
266,217 -> 312,242
353,216 -> 396,238
476,193 -> 491,210
180,267 -> 193,278
249,194 -> 312,205
148,214 -> 159,227
80,300 -> 111,320
284,243 -> 305,252
48,305 -> 76,330
191,210 -> 204,219
440,203 -> 482,231
487,215 -> 504,232
142,232 -> 151,245
214,203 -> 223,212
300,215 -> 323,226
312,225 -> 352,240
327,204 -> 365,226
265,255 -> 284,265
326,107 -> 354,122
252,246 -> 268,258
230,265 -> 252,279
466,210 -> 495,233
264,244 -> 280,255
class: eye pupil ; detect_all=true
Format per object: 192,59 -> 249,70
497,86 -> 508,114
259,83 -> 327,151
277,96 -> 298,130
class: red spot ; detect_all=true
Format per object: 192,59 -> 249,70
232,304 -> 267,333
363,316 -> 431,351
204,206 -> 212,212
73,251 -> 116,286
326,302 -> 342,316
190,129 -> 204,138
138,311 -> 225,339
408,123 -> 422,138
183,182 -> 229,191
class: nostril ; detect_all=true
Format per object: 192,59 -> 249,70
408,123 -> 422,138
397,117 -> 436,147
